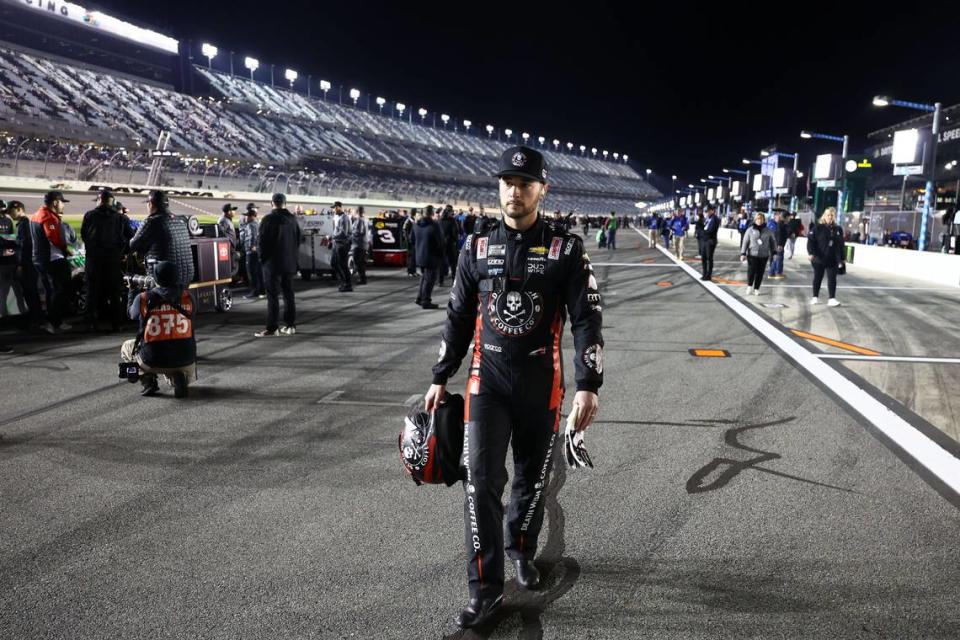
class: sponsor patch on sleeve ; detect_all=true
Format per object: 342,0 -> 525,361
477,237 -> 488,259
487,244 -> 505,257
548,237 -> 563,260
583,344 -> 603,375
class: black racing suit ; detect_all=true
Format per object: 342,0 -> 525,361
432,216 -> 603,601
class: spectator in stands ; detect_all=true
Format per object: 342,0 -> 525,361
30,190 -> 73,333
411,205 -> 443,309
255,193 -> 301,336
438,205 -> 459,286
240,207 -> 264,299
669,209 -> 689,260
351,206 -> 368,286
330,201 -> 353,292
740,212 -> 777,296
10,200 -> 43,331
605,211 -> 618,251
808,207 -> 845,307
81,189 -> 133,332
130,191 -> 194,288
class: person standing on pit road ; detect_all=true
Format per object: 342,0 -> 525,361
402,209 -> 417,277
240,207 -> 264,299
605,211 -> 618,251
10,200 -> 43,331
767,211 -> 788,279
739,212 -> 777,296
351,206 -> 368,286
30,190 -> 74,332
255,193 -> 301,337
81,189 -> 133,332
411,205 -> 443,309
646,212 -> 660,248
736,208 -> 749,244
700,205 -> 720,281
424,145 -> 603,629
0,200 -> 26,320
330,201 -> 353,292
786,212 -> 803,259
808,206 -> 845,307
669,209 -> 689,260
129,191 -> 194,287
438,205 -> 459,287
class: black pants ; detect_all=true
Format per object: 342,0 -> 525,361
246,252 -> 264,295
463,391 -> 559,600
700,239 -> 717,278
417,267 -> 437,305
442,246 -> 457,284
812,262 -> 838,298
263,265 -> 295,331
36,259 -> 71,327
352,246 -> 366,283
17,263 -> 43,326
746,256 -> 768,290
406,247 -> 417,275
331,242 -> 352,289
85,253 -> 124,328
0,264 -> 26,317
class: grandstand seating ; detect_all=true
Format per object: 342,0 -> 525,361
0,44 -> 659,212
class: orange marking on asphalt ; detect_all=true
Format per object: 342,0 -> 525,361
715,277 -> 747,286
656,281 -> 672,287
790,330 -> 881,356
690,349 -> 730,358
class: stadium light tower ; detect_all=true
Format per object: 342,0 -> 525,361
244,56 -> 258,81
522,132 -> 530,144
538,136 -> 545,147
602,150 -> 609,159
623,154 -> 629,162
799,128 -> 849,224
579,144 -> 586,155
284,69 -> 297,89
486,124 -> 494,137
504,128 -> 513,141
566,142 -> 574,153
376,96 -> 386,113
201,43 -> 217,70
591,147 -> 597,157
319,80 -> 331,100
418,108 -> 428,123
441,114 -> 450,128
646,168 -> 651,177
613,152 -> 619,160
464,119 -> 472,133
872,95 -> 941,250
552,139 -> 560,150
349,88 -> 360,105
396,103 -> 406,120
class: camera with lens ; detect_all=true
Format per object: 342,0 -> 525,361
123,273 -> 155,291
118,361 -> 140,383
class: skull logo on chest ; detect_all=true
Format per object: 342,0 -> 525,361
489,290 -> 544,336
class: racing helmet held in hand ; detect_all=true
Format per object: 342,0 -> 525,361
399,393 -> 464,486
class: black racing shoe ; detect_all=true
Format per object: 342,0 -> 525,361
456,594 -> 503,629
172,372 -> 188,399
141,379 -> 160,397
421,302 -> 439,309
513,558 -> 541,590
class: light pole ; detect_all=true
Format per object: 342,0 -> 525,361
538,136 -> 545,148
464,120 -> 472,134
201,43 -> 217,70
349,88 -> 360,106
319,80 -> 330,101
486,124 -> 494,138
419,108 -> 428,124
552,139 -> 560,151
800,129 -> 849,224
521,132 -> 529,145
376,96 -> 386,113
873,95 -> 941,251
244,56 -> 258,81
505,128 -> 513,142
284,68 -> 297,90
441,114 -> 450,129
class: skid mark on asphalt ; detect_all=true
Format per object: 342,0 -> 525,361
685,417 -> 857,495
443,448 -> 580,640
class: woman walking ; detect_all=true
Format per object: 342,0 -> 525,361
739,212 -> 777,296
807,207 -> 845,306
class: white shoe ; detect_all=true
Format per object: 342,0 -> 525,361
810,297 -> 820,305
752,289 -> 760,296
827,298 -> 840,307
744,286 -> 751,295
279,326 -> 297,335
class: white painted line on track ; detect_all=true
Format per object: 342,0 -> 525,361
634,228 -> 960,494
817,354 -> 960,364
591,262 -> 682,267
714,283 -> 960,292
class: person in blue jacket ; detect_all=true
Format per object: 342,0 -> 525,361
646,213 -> 660,248
669,210 -> 690,260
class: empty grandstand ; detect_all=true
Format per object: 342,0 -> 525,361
0,34 -> 658,212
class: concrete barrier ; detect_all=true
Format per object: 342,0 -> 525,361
715,226 -> 960,287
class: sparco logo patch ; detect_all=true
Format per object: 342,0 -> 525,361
489,290 -> 544,336
483,343 -> 502,353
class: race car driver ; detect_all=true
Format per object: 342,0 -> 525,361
424,145 -> 603,629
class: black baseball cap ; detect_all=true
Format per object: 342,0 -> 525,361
222,203 -> 238,214
245,202 -> 258,212
95,189 -> 114,202
494,145 -> 548,184
44,190 -> 70,204
244,208 -> 258,217
144,190 -> 168,207
333,201 -> 343,208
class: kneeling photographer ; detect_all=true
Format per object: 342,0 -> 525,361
119,261 -> 196,398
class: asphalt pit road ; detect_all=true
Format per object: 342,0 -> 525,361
685,417 -> 857,495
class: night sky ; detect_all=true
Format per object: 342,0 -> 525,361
92,0 -> 960,193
